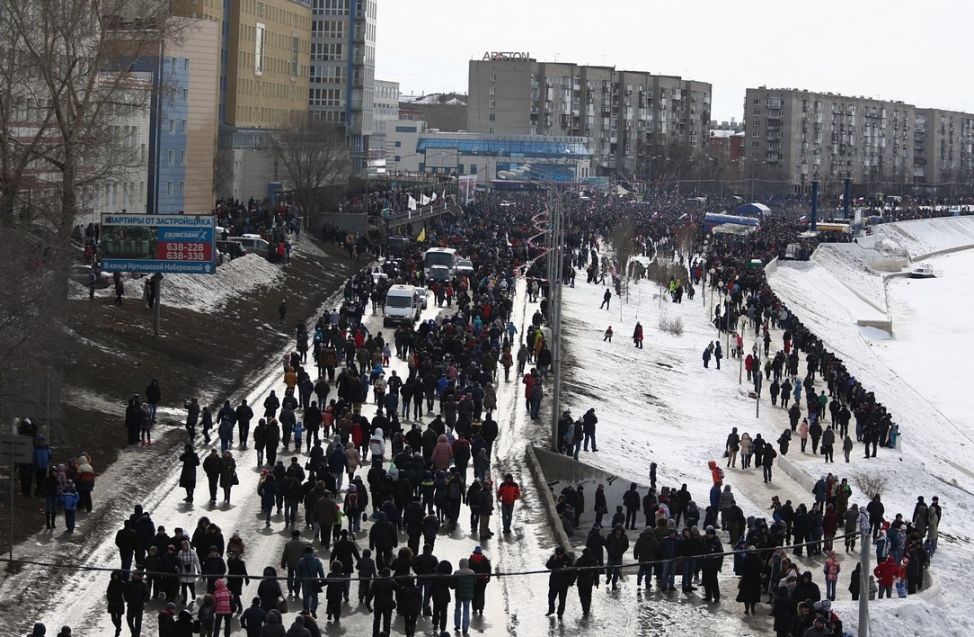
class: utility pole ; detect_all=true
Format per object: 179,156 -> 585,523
548,188 -> 565,452
858,511 -> 871,637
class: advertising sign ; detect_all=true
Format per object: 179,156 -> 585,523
458,175 -> 477,205
99,214 -> 217,274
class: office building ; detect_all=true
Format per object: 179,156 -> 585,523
744,87 -> 974,196
386,120 -> 591,183
309,0 -> 377,162
372,79 -> 399,161
468,56 -> 712,177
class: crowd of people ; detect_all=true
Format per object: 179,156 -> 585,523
32,187 -> 965,637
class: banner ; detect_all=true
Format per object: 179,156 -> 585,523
458,175 -> 477,205
421,195 -> 430,206
99,214 -> 217,274
417,227 -> 426,242
408,195 -> 417,211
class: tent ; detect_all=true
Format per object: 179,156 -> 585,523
736,202 -> 771,217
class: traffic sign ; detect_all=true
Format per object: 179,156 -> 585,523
0,434 -> 32,465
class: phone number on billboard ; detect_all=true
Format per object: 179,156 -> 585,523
163,242 -> 208,261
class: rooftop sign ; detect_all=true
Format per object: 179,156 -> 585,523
482,51 -> 531,61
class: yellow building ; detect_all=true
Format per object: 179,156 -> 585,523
173,0 -> 311,130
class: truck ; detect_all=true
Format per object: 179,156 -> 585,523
383,285 -> 428,327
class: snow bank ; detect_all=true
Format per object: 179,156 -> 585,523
161,254 -> 283,313
866,216 -> 974,260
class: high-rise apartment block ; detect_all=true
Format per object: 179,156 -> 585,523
745,87 -> 974,196
468,55 -> 712,176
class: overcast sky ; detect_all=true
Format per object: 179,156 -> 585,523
376,0 -> 972,122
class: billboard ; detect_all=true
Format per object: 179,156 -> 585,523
458,175 -> 477,205
99,214 -> 217,274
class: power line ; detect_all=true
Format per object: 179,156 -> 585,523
0,531 -> 871,583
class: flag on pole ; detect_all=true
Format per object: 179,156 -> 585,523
408,195 -> 417,211
421,195 -> 430,206
431,191 -> 438,202
417,227 -> 426,242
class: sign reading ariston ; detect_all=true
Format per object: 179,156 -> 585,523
482,51 -> 531,61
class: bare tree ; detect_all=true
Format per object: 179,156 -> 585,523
853,472 -> 889,499
270,114 -> 351,229
0,0 -> 185,423
610,215 -> 635,302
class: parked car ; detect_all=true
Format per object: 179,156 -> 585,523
69,264 -> 113,289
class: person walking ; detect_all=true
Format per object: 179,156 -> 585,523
573,547 -> 599,616
451,558 -> 476,634
544,546 -> 575,618
296,546 -> 324,616
600,289 -> 611,310
178,444 -> 199,503
106,571 -> 126,637
496,474 -> 521,534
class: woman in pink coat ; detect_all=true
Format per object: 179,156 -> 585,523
430,434 -> 454,470
212,578 -> 234,636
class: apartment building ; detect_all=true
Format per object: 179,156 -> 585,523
745,87 -> 974,196
468,56 -> 712,177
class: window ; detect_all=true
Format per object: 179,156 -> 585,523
470,164 -> 477,174
166,181 -> 173,195
393,155 -> 401,162
290,35 -> 299,77
178,182 -> 184,194
254,22 -> 265,75
395,125 -> 417,133
168,150 -> 174,165
169,119 -> 175,134
489,87 -> 495,95
489,113 -> 495,121
181,89 -> 188,102
182,59 -> 189,72
180,120 -> 186,133
180,150 -> 186,165
489,100 -> 495,108
394,141 -> 401,147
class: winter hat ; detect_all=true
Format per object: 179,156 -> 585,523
473,546 -> 482,554
166,602 -> 177,611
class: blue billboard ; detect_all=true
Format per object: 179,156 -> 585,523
99,214 -> 217,274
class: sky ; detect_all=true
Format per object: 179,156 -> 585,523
375,0 -> 973,122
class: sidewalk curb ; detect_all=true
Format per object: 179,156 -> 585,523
524,444 -> 575,555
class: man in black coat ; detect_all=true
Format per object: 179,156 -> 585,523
701,526 -> 724,603
544,547 -> 575,618
573,547 -> 599,616
125,571 -> 150,635
235,400 -> 254,448
368,511 -> 398,570
622,483 -> 641,530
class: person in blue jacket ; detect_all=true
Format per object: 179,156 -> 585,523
33,435 -> 53,495
60,481 -> 81,533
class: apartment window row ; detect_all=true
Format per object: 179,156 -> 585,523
311,42 -> 343,61
311,109 -> 346,122
310,64 -> 344,83
312,19 -> 345,38
312,0 -> 349,15
309,88 -> 342,107
167,119 -> 187,135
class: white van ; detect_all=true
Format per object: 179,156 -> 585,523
383,285 -> 428,326
229,234 -> 271,254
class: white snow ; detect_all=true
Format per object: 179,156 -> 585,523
161,254 -> 283,313
863,216 -> 974,260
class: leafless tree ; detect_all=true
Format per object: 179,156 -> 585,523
853,472 -> 889,499
270,114 -> 351,228
0,0 -> 185,423
610,215 -> 635,302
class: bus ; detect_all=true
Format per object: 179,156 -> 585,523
424,247 -> 458,281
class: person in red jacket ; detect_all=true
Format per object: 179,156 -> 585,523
496,474 -> 521,534
873,555 -> 899,598
212,578 -> 234,636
